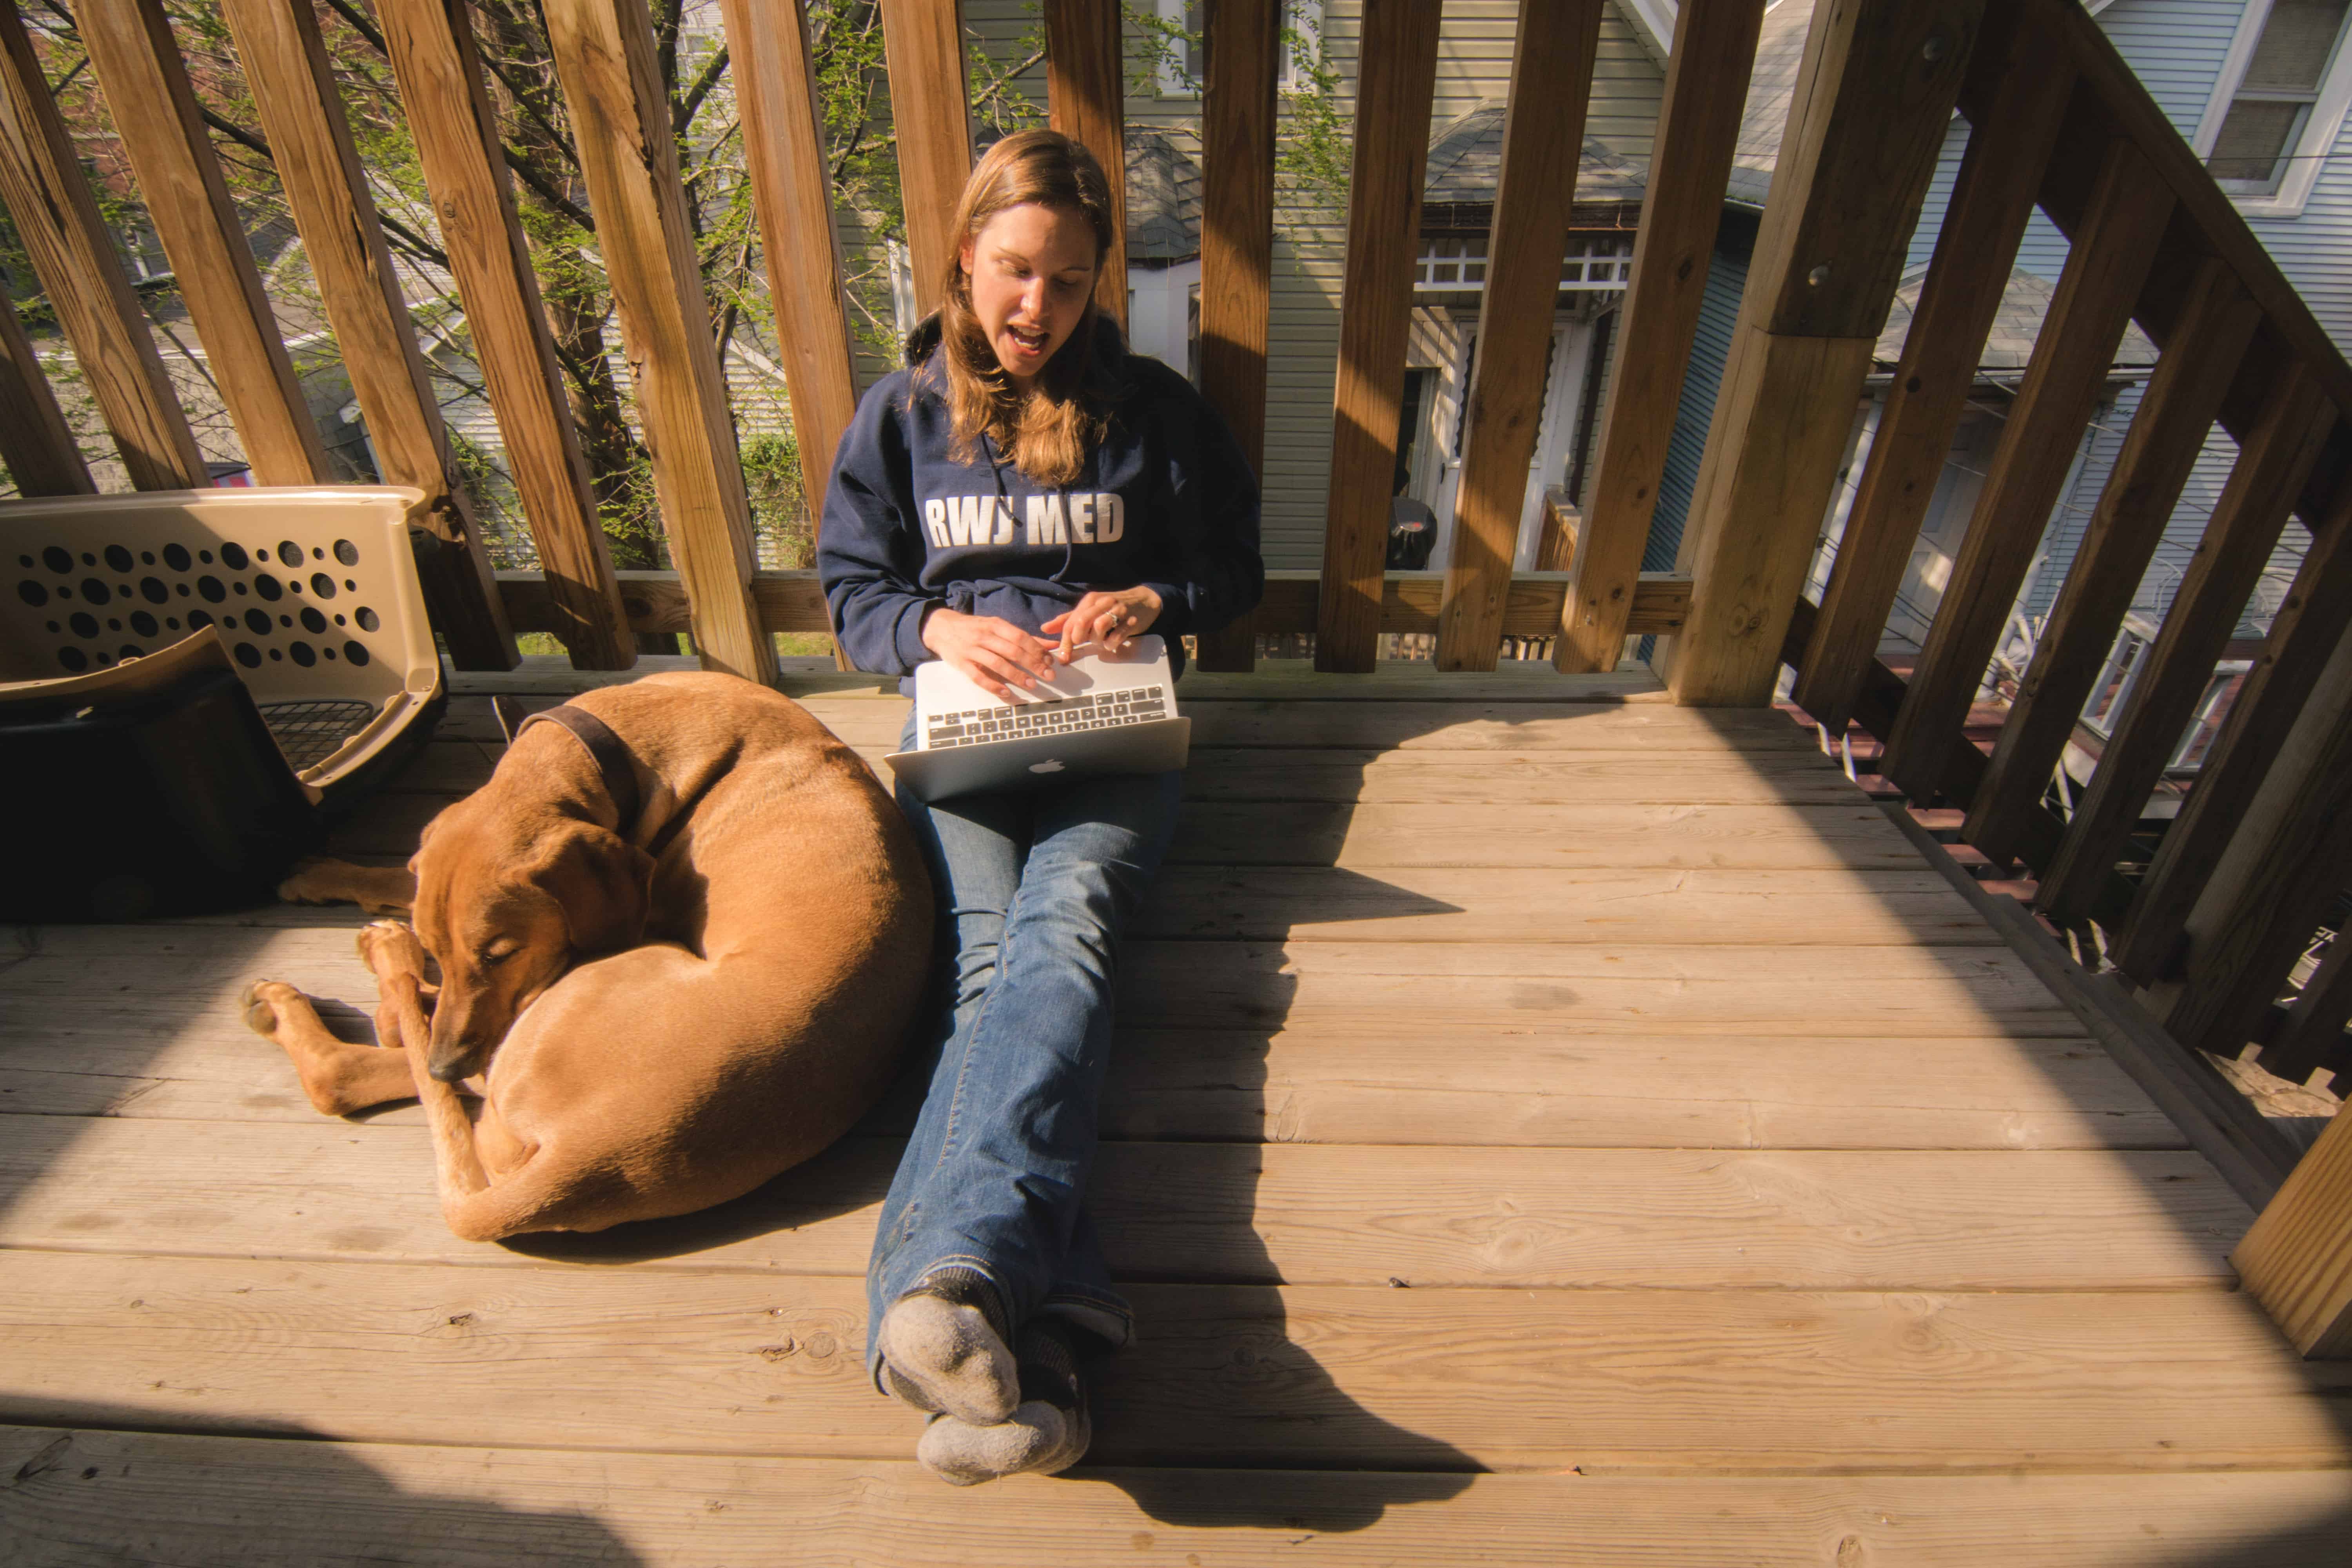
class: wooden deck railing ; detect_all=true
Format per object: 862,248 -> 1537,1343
5,0 -> 2352,1352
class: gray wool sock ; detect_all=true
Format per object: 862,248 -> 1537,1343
877,1267 -> 1018,1427
913,1316 -> 1097,1487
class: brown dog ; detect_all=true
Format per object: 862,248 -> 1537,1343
240,672 -> 932,1241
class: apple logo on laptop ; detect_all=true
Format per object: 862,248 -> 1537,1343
1029,759 -> 1065,773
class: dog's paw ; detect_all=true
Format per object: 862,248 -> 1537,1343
277,857 -> 353,906
355,920 -> 427,974
915,1401 -> 1090,1486
240,979 -> 304,1039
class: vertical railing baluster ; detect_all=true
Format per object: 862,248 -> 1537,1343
1666,0 -> 1983,706
1552,0 -> 1764,675
0,4 -> 206,491
0,262 -> 93,496
1964,258 -> 2259,867
78,0 -> 330,486
541,0 -> 776,683
218,0 -> 519,669
711,0 -> 860,669
1045,0 -> 1127,328
1315,0 -> 1441,674
881,0 -> 974,316
2037,369 -> 2334,923
1191,0 -> 1278,674
1788,10 -> 2073,724
1433,0 -> 1604,674
1876,136 -> 2174,789
375,0 -> 634,671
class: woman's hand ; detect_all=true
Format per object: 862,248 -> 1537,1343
920,607 -> 1059,699
1041,586 -> 1163,662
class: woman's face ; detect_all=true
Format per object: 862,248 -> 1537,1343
960,201 -> 1098,390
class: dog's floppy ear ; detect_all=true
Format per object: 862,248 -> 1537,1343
530,820 -> 655,954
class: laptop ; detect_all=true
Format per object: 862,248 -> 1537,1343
884,634 -> 1190,802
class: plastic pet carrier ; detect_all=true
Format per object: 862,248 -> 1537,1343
1,487 -> 446,920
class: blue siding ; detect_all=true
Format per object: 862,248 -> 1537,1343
1645,211 -> 1757,572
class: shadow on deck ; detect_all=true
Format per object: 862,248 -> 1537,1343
2,658 -> 2349,1564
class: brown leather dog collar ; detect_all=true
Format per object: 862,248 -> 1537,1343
514,705 -> 642,832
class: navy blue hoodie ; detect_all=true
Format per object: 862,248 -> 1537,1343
818,315 -> 1263,688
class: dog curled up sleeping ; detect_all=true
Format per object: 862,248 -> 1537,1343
240,671 -> 932,1241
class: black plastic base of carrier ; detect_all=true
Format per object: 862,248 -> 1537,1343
0,662 -> 323,922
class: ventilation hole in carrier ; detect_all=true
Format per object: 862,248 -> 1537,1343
16,581 -> 46,607
277,540 -> 302,568
254,574 -> 282,602
187,610 -> 214,630
234,643 -> 261,668
69,612 -> 97,639
57,647 -> 86,672
354,606 -> 379,632
299,607 -> 327,633
309,573 -> 336,599
289,641 -> 316,668
162,543 -> 190,571
129,612 -> 157,637
103,544 -> 132,573
243,609 -> 272,635
42,546 -> 71,574
333,539 -> 359,566
79,578 -> 110,606
344,641 -> 370,667
140,577 -> 167,604
220,543 -> 249,571
119,644 -> 143,660
197,576 -> 225,603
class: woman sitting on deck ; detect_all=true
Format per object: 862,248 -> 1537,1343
817,129 -> 1263,1485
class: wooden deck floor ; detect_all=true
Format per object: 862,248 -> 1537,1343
5,659 -> 2350,1564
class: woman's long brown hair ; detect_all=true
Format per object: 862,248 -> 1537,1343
924,129 -> 1123,487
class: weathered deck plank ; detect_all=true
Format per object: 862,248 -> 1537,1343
0,1120 -> 2247,1289
1,1253 -> 2345,1473
9,1427 -> 2349,1568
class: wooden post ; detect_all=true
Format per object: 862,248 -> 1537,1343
543,0 -> 777,684
1963,259 -> 2261,867
0,280 -> 93,495
1663,0 -> 1984,706
2167,612 -> 2352,1072
1315,0 -> 1441,674
2117,467 -> 2352,981
1191,0 -> 1278,674
2237,1098 -> 2352,1358
1787,13 -> 2072,723
1874,136 -> 2173,789
714,0 -> 861,671
77,0 -> 330,486
1045,0 -> 1125,327
0,4 -> 205,491
2036,369 -> 2334,923
1553,0 -> 1764,675
881,0 -> 973,315
218,0 -> 519,670
1433,0 -> 1604,673
375,0 -> 633,671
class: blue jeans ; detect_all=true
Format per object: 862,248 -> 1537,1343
866,711 -> 1183,1385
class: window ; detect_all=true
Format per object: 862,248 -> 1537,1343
1412,235 -> 1634,294
1155,0 -> 1203,98
2194,0 -> 2352,214
1158,0 -> 1323,97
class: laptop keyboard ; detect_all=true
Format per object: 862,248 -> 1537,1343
924,687 -> 1168,749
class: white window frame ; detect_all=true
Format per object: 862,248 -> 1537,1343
1155,0 -> 1202,99
2190,0 -> 2352,218
1161,0 -> 1322,98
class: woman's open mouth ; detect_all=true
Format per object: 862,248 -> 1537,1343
1005,323 -> 1049,356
